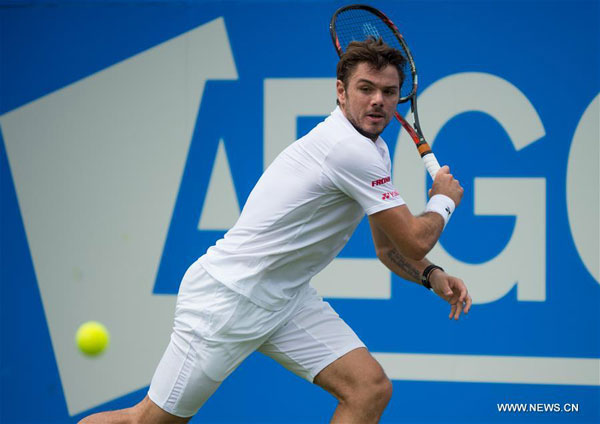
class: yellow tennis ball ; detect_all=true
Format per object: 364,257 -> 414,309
76,321 -> 110,356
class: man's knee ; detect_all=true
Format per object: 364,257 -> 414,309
373,373 -> 393,404
342,370 -> 393,409
315,348 -> 393,413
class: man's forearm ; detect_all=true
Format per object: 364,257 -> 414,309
379,247 -> 432,284
411,211 -> 445,258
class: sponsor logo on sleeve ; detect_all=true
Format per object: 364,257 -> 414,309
371,176 -> 391,187
382,190 -> 399,200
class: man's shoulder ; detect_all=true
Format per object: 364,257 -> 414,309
299,108 -> 386,165
323,136 -> 386,177
314,119 -> 367,149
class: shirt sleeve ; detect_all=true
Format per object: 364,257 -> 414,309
322,137 -> 405,215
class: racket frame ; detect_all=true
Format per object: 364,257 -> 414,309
330,4 -> 441,179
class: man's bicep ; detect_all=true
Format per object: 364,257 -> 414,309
369,205 -> 415,242
369,205 -> 421,259
368,213 -> 394,252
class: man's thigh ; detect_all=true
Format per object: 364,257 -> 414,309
257,285 -> 366,383
148,264 -> 282,418
312,347 -> 388,400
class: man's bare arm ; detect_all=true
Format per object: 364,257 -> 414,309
369,205 -> 444,261
369,216 -> 472,319
368,166 -> 463,261
369,215 -> 432,285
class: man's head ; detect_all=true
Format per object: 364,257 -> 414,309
336,38 -> 407,141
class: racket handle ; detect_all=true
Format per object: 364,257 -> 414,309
422,152 -> 441,180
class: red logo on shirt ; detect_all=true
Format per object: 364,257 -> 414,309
382,190 -> 399,200
371,176 -> 391,187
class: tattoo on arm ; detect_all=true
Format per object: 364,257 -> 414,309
386,248 -> 421,282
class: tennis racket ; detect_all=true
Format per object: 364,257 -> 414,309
330,4 -> 441,179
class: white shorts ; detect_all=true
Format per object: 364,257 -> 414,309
148,261 -> 365,418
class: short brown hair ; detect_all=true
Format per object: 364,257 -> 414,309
336,38 -> 407,89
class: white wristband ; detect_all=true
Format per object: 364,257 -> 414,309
425,194 -> 455,228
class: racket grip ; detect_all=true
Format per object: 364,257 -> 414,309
422,152 -> 441,180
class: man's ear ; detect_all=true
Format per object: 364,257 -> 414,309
336,80 -> 346,107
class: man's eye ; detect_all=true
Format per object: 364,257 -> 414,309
359,86 -> 371,92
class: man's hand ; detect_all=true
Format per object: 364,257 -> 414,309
429,269 -> 472,320
428,165 -> 463,207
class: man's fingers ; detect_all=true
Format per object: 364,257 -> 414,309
437,276 -> 472,319
464,294 -> 472,314
449,303 -> 456,319
454,300 -> 464,320
458,287 -> 467,304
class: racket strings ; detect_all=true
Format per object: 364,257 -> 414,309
333,8 -> 414,100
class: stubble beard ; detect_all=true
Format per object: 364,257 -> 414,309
342,103 -> 383,142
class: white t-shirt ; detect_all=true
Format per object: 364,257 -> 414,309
199,107 -> 405,310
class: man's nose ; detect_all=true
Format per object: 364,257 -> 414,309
371,90 -> 384,105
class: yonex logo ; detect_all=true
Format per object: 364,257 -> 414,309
382,190 -> 399,200
371,176 -> 391,187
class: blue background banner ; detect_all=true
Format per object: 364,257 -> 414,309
1,1 -> 599,422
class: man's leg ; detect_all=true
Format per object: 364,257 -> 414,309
79,395 -> 191,424
257,285 -> 392,423
314,347 -> 392,424
78,263 -> 233,423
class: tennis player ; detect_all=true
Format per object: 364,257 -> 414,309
80,38 -> 471,424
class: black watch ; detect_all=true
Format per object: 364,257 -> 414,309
421,265 -> 444,290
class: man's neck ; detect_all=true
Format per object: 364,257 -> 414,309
350,122 -> 378,142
